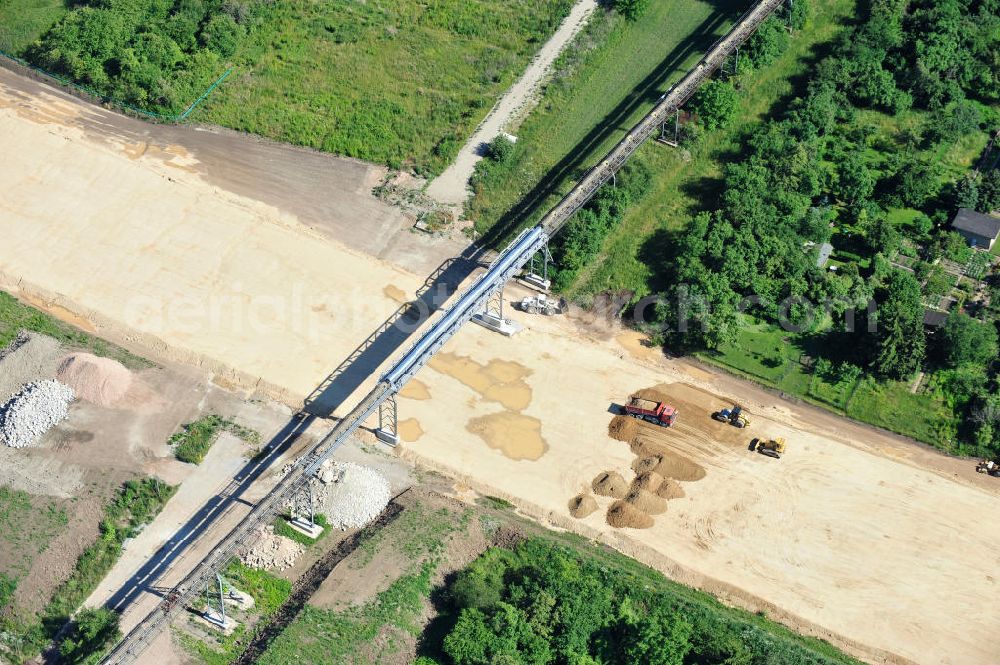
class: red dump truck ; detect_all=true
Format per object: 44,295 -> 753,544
623,397 -> 677,427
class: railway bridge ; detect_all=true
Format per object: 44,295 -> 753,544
100,0 -> 786,660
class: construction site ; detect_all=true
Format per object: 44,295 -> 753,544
1,0 -> 1000,664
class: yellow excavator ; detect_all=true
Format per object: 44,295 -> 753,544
750,437 -> 786,459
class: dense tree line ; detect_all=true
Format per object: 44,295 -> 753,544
431,539 -> 858,665
648,0 -> 1000,455
25,0 -> 257,114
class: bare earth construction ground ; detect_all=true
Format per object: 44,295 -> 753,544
1,69 -> 999,664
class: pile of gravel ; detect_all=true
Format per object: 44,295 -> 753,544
313,461 -> 391,530
0,380 -> 75,448
239,525 -> 304,571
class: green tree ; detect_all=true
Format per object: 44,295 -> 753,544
613,0 -> 649,21
978,169 -> 1000,213
199,13 -> 243,57
690,79 -> 739,130
745,16 -> 789,68
866,217 -> 901,257
836,154 -> 875,207
618,605 -> 693,665
937,311 -> 999,367
59,607 -> 121,665
872,271 -> 926,379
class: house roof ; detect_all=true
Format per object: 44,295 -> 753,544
816,242 -> 833,268
952,208 -> 1000,239
923,309 -> 949,327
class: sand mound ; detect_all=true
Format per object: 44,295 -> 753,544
592,471 -> 628,498
239,525 -> 304,571
631,471 -> 663,493
656,478 -> 686,500
631,447 -> 705,481
57,353 -> 132,407
625,488 -> 667,514
568,494 -> 598,519
632,386 -> 672,404
606,500 -> 653,529
608,414 -> 639,441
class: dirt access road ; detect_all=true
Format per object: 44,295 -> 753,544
425,0 -> 599,205
2,68 -> 1000,664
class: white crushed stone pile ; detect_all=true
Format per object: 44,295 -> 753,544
239,525 -> 304,571
56,353 -> 132,407
313,461 -> 391,530
0,380 -> 75,448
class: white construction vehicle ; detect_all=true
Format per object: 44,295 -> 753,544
518,294 -> 563,316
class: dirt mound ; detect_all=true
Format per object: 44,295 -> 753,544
608,414 -> 639,441
591,471 -> 628,498
57,353 -> 132,407
606,500 -> 653,529
631,446 -> 705,481
632,386 -> 672,404
631,471 -> 663,493
0,332 -> 63,403
568,494 -> 598,519
625,488 -> 666,514
656,478 -> 686,500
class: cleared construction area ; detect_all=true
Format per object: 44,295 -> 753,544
2,62 -> 1000,665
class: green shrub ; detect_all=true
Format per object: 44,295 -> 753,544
486,135 -> 515,164
58,608 -> 120,665
690,79 -> 739,130
169,414 -> 260,464
613,0 -> 650,21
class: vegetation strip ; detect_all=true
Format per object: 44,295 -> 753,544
0,478 -> 176,662
0,291 -> 148,369
427,536 -> 861,664
232,497 -> 407,664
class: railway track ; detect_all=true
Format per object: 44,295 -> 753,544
99,2 -> 784,661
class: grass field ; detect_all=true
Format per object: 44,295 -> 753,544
466,0 -> 742,245
0,0 -> 573,174
0,487 -> 67,596
0,0 -> 65,53
196,0 -> 574,175
1,478 -> 175,662
258,499 -> 467,664
698,316 -> 960,447
168,414 -> 260,465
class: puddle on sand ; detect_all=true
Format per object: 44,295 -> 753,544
428,352 -> 532,411
399,378 -> 430,400
467,411 -> 547,461
383,284 -> 409,304
398,418 -> 423,442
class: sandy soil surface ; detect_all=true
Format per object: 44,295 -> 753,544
0,67 -> 444,404
425,0 -> 599,205
396,285 -> 1000,665
0,66 -> 463,276
3,66 -> 1000,665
